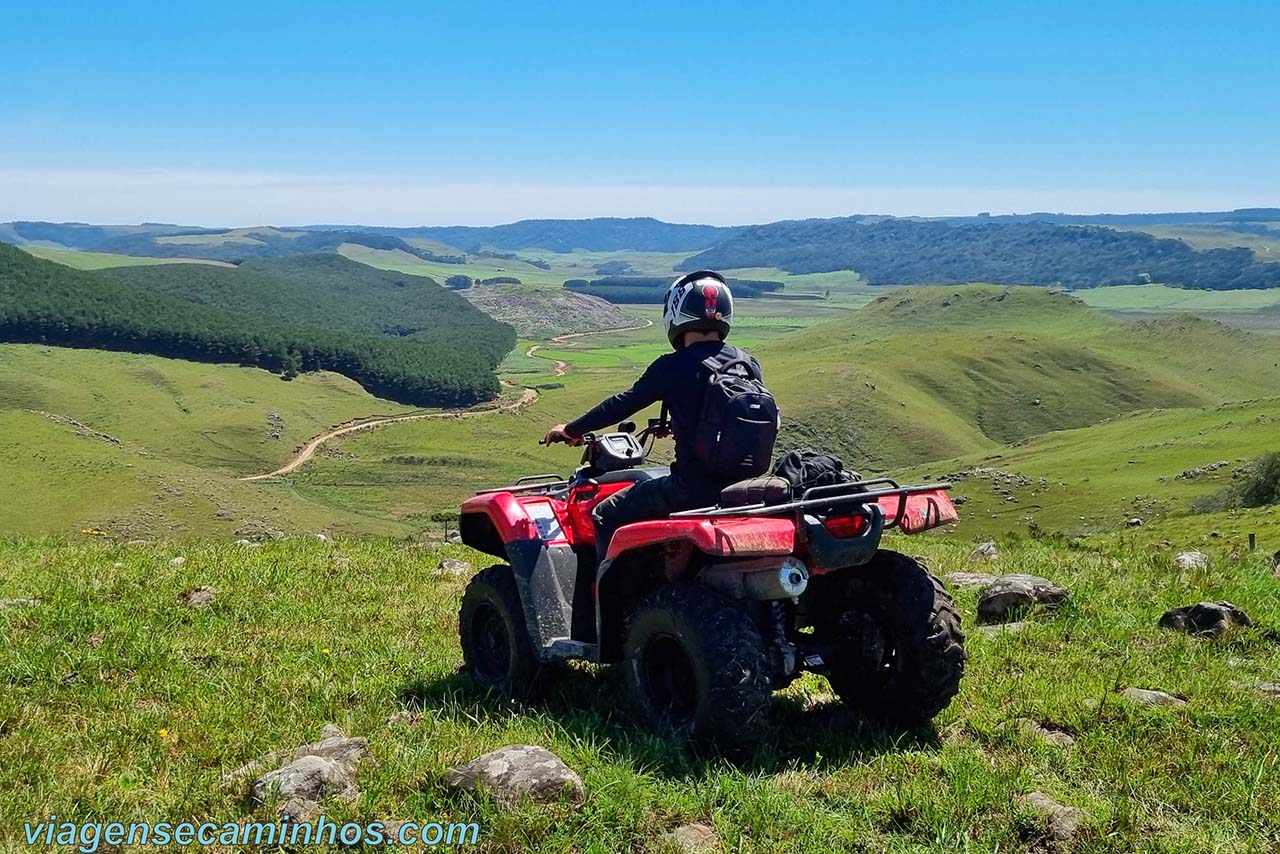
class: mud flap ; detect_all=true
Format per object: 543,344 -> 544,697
505,539 -> 579,662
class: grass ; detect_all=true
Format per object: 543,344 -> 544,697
1,536 -> 1276,851
19,245 -> 233,270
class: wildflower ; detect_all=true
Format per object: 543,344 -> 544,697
158,728 -> 169,739
322,648 -> 331,655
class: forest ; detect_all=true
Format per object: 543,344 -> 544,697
563,275 -> 784,303
683,218 -> 1280,290
0,244 -> 514,406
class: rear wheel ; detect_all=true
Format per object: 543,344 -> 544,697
814,550 -> 965,726
458,565 -> 542,699
622,584 -> 771,750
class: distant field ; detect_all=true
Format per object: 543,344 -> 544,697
19,245 -> 233,269
1118,224 -> 1280,259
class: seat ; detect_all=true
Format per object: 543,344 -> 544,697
719,476 -> 792,508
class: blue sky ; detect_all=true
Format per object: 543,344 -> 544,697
2,1 -> 1276,225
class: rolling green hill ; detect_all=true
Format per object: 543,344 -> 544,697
312,217 -> 741,252
759,286 -> 1280,470
684,218 -> 1280,290
0,244 -> 511,406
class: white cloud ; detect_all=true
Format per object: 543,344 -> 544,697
0,170 -> 1274,227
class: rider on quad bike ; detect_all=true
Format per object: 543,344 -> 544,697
543,270 -> 774,563
458,273 -> 966,749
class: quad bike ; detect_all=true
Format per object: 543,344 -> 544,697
456,419 -> 965,747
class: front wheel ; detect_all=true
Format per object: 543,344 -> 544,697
622,584 -> 772,750
458,565 -> 543,699
814,550 -> 965,727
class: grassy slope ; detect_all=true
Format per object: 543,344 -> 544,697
0,344 -> 421,538
758,286 -> 1280,470
20,245 -> 234,269
1,537 -> 1276,851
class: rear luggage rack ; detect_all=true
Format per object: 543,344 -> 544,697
669,479 -> 953,530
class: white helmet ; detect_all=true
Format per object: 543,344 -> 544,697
662,270 -> 734,348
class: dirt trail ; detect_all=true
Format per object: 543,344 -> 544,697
241,317 -> 652,481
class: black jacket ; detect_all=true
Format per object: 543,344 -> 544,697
566,341 -> 762,481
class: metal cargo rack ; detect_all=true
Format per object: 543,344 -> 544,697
669,478 -> 953,530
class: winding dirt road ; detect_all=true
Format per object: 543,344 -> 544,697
240,317 -> 653,481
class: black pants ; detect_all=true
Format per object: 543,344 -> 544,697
591,473 -> 724,565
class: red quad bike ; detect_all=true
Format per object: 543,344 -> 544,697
457,420 -> 966,748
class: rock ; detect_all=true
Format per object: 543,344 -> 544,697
1017,792 -> 1085,850
435,558 -> 473,576
1119,688 -> 1186,708
1255,682 -> 1280,699
443,744 -> 585,805
1126,517 -> 1143,527
181,586 -> 218,609
251,754 -> 360,805
1173,550 -> 1210,570
972,621 -> 1029,637
223,724 -> 373,792
0,597 -> 41,609
943,571 -> 997,590
977,574 -> 1069,623
169,556 -> 186,566
657,822 -> 720,852
1013,718 -> 1075,748
234,539 -> 253,546
314,533 -> 331,543
445,530 -> 463,544
1158,601 -> 1251,637
969,541 -> 1000,561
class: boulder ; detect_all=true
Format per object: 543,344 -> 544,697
1016,792 -> 1085,851
977,575 -> 1069,623
1126,517 -> 1143,528
943,571 -> 997,590
968,541 -> 1000,561
657,822 -> 720,852
435,559 -> 473,577
1173,550 -> 1209,571
223,724 -> 373,793
1119,688 -> 1186,707
181,586 -> 218,609
443,744 -> 585,805
251,754 -> 359,805
1158,601 -> 1251,637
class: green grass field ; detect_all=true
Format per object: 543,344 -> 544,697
19,245 -> 234,270
2,536 -> 1276,852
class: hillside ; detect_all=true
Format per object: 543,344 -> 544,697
106,254 -> 514,364
684,218 -> 1280,290
457,286 -> 634,337
758,287 -> 1280,470
2,222 -> 466,264
0,244 -> 510,406
305,217 -> 742,252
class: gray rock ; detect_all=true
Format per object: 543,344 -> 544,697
223,724 -> 373,792
251,754 -> 359,805
943,571 -> 998,590
169,556 -> 186,566
1173,550 -> 1209,570
1158,601 -> 1251,637
314,533 -> 331,543
182,586 -> 218,609
977,574 -> 1069,623
445,531 -> 463,544
658,822 -> 720,852
968,541 -> 1000,561
443,744 -> 585,805
1119,687 -> 1186,707
435,558 -> 473,576
233,539 -> 254,546
1126,517 -> 1143,527
1017,792 -> 1085,850
1013,718 -> 1075,748
277,796 -> 322,822
1255,682 -> 1280,699
386,709 -> 420,725
0,597 -> 40,609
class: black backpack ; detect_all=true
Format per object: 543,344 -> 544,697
666,350 -> 779,481
772,448 -> 859,493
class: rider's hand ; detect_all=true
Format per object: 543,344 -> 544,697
543,423 -> 582,446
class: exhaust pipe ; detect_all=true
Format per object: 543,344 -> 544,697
742,558 -> 809,600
